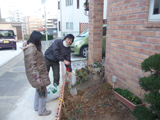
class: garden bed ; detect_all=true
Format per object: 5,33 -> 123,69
61,81 -> 135,120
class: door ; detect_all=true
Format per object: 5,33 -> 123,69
16,27 -> 22,40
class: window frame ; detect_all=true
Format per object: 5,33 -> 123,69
77,0 -> 79,9
148,0 -> 160,21
66,22 -> 73,30
58,1 -> 60,9
59,21 -> 61,31
66,0 -> 73,6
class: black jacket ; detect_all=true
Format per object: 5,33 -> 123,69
45,39 -> 72,71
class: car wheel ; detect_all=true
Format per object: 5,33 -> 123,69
80,46 -> 88,58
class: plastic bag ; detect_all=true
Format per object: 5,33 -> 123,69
65,64 -> 76,87
66,65 -> 77,96
72,71 -> 76,86
46,83 -> 60,102
66,71 -> 72,88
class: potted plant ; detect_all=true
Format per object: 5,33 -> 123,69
132,54 -> 160,120
113,88 -> 143,111
84,2 -> 89,11
89,61 -> 103,71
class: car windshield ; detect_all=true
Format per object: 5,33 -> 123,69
0,30 -> 14,38
77,29 -> 89,37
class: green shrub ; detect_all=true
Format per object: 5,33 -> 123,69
139,74 -> 160,92
89,61 -> 103,68
114,88 -> 142,105
141,54 -> 160,73
42,35 -> 53,41
132,106 -> 155,120
132,54 -> 160,120
75,66 -> 90,85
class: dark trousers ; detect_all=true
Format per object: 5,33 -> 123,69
45,58 -> 60,85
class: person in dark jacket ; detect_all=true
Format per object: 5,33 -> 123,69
45,34 -> 74,86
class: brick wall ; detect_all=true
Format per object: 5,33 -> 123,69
88,0 -> 104,64
105,0 -> 160,97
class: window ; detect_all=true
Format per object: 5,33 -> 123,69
47,25 -> 53,27
47,22 -> 53,24
77,0 -> 79,9
78,29 -> 88,37
149,0 -> 160,21
70,23 -> 73,29
66,0 -> 73,6
66,22 -> 73,30
58,1 -> 60,9
0,30 -> 14,37
66,23 -> 69,29
53,30 -> 57,33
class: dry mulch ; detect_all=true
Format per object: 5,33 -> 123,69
61,81 -> 135,120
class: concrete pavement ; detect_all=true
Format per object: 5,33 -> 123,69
4,68 -> 61,120
0,42 -> 23,68
0,41 -> 59,120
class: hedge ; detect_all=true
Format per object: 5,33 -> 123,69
42,35 -> 54,41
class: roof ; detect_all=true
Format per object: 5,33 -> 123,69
36,28 -> 57,35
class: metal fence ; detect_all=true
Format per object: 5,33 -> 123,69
79,22 -> 89,34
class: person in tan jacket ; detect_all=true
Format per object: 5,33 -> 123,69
21,31 -> 51,116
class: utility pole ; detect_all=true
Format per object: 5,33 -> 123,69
42,0 -> 48,41
44,3 -> 48,41
0,6 -> 2,21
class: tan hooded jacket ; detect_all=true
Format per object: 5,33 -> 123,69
21,43 -> 50,88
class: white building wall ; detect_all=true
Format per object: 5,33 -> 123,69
57,0 -> 61,38
57,0 -> 88,38
57,0 -> 107,38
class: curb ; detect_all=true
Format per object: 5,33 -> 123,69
55,62 -> 66,120
0,41 -> 49,68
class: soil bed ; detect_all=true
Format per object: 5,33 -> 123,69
61,82 -> 135,120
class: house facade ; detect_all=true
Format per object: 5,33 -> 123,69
86,0 -> 160,98
105,0 -> 160,97
0,22 -> 23,40
42,17 -> 58,38
57,0 -> 89,38
25,16 -> 43,35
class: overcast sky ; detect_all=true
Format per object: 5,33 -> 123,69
0,0 -> 57,18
